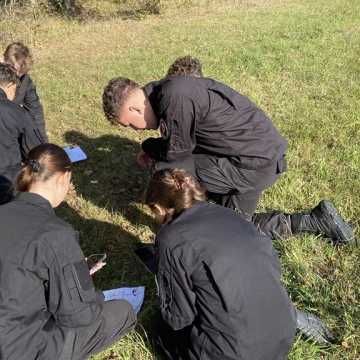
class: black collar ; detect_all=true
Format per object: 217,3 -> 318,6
16,192 -> 55,215
0,88 -> 8,101
143,80 -> 162,113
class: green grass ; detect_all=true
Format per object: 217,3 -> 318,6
1,0 -> 359,358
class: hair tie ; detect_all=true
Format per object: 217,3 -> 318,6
28,159 -> 41,173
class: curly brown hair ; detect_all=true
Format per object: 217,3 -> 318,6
167,55 -> 203,77
3,42 -> 33,75
102,77 -> 140,123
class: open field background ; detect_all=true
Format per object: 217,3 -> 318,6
1,0 -> 359,358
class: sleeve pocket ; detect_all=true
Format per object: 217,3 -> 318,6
157,269 -> 173,311
63,261 -> 96,304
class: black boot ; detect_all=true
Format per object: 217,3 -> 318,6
296,309 -> 335,345
291,200 -> 356,244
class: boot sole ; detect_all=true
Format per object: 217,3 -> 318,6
320,200 -> 356,244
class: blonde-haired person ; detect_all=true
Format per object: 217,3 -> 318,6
3,42 -> 47,141
0,143 -> 136,360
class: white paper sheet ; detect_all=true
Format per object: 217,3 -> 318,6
103,286 -> 145,314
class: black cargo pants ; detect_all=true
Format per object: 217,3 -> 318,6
194,154 -> 287,220
154,154 -> 291,237
59,300 -> 136,360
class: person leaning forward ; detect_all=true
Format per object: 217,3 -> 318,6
102,75 -> 287,220
0,62 -> 44,204
102,74 -> 356,245
0,143 -> 136,360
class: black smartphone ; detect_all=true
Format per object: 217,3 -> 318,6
134,245 -> 157,274
86,253 -> 107,269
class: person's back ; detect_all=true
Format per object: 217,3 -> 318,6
0,63 -> 43,184
144,75 -> 287,168
0,144 -> 135,360
0,91 -> 40,181
157,201 -> 296,360
0,193 -> 72,360
3,42 -> 47,141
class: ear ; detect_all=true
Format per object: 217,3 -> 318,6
129,105 -> 143,115
57,171 -> 71,185
151,203 -> 166,217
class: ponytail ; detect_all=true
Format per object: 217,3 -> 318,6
16,144 -> 71,192
146,168 -> 206,222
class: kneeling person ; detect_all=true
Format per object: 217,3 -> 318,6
0,144 -> 136,360
146,169 -> 296,360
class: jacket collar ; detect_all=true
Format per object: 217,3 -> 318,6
16,192 -> 55,215
0,88 -> 8,101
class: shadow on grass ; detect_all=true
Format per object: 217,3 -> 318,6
64,130 -> 155,229
56,202 -> 158,349
61,130 -> 160,351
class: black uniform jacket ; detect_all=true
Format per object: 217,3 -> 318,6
142,76 -> 287,170
0,89 -> 43,183
0,193 -> 103,360
14,74 -> 47,141
156,202 -> 296,360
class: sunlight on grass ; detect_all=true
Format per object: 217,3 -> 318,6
1,0 -> 359,358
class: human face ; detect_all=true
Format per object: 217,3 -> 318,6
116,106 -> 147,130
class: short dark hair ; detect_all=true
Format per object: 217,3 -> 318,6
102,77 -> 140,123
167,56 -> 203,77
0,63 -> 18,87
3,42 -> 33,74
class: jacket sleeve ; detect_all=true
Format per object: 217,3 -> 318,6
142,93 -> 198,163
44,230 -> 103,328
22,77 -> 48,142
18,109 -> 44,160
157,241 -> 197,330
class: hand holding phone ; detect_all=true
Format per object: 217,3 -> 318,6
86,253 -> 107,275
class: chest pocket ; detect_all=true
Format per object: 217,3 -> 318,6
63,261 -> 95,304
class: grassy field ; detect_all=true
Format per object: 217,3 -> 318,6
1,0 -> 359,358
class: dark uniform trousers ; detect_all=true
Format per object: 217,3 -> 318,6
59,300 -> 136,360
194,154 -> 287,220
155,153 -> 287,222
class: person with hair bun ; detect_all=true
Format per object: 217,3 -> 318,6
145,168 -> 297,360
0,143 -> 136,360
145,169 -> 337,359
3,42 -> 47,141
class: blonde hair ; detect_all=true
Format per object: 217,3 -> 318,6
3,42 -> 33,75
146,168 -> 206,222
